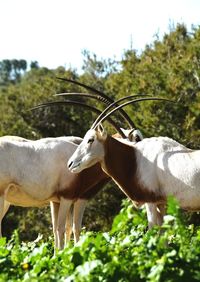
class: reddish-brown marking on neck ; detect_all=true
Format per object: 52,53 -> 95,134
102,135 -> 165,204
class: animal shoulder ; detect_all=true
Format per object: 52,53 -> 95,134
0,136 -> 29,142
0,137 -> 77,152
33,138 -> 78,157
34,136 -> 82,146
135,136 -> 189,153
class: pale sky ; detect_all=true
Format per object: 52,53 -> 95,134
0,0 -> 200,72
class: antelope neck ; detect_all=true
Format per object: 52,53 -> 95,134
102,135 -> 139,200
101,135 -> 164,204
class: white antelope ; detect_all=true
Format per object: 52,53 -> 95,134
0,131 -> 144,249
0,136 -> 97,248
68,97 -> 198,228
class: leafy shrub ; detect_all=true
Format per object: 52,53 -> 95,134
1,198 -> 200,281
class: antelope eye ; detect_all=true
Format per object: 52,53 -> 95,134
87,138 -> 94,144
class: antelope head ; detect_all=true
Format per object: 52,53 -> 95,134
68,125 -> 106,173
68,95 -> 174,173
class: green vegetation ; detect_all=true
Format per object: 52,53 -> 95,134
0,198 -> 200,281
0,23 -> 200,280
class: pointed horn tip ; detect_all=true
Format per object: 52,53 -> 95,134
28,103 -> 51,111
55,76 -> 76,83
53,92 -> 75,97
55,76 -> 68,80
28,106 -> 41,111
28,100 -> 103,113
28,101 -> 63,111
54,92 -> 92,96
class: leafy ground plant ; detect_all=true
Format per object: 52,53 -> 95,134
0,198 -> 200,281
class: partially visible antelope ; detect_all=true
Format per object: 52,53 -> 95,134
0,128 -> 157,250
68,97 -> 191,229
0,135 -> 91,244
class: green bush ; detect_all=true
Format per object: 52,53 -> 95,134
1,198 -> 200,281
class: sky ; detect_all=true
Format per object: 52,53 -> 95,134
0,0 -> 200,72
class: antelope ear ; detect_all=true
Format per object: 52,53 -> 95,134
97,124 -> 107,138
128,128 -> 135,141
133,129 -> 143,142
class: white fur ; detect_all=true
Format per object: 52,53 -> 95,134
134,136 -> 200,210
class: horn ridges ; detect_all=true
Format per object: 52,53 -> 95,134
55,92 -> 111,106
93,97 -> 175,129
91,94 -> 150,129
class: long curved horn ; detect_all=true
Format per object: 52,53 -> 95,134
56,77 -> 136,128
92,96 -> 175,129
56,77 -> 107,97
30,100 -> 126,138
54,92 -> 111,106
